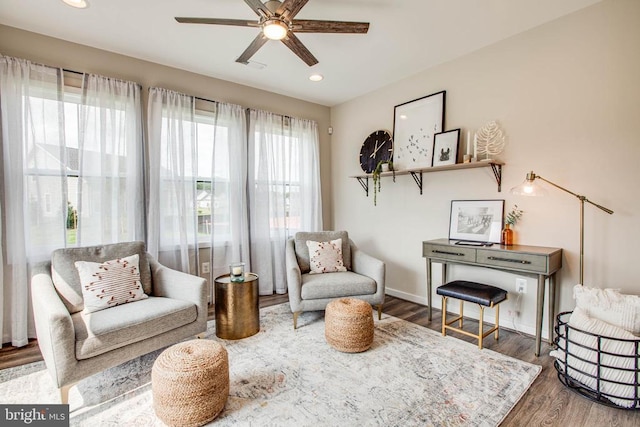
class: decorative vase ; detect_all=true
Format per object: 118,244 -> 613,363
501,224 -> 514,246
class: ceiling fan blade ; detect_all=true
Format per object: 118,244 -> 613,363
281,32 -> 318,66
175,17 -> 258,27
236,33 -> 269,64
243,0 -> 271,17
292,20 -> 369,34
276,0 -> 309,19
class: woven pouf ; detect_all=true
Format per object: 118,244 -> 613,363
152,339 -> 229,427
325,298 -> 374,353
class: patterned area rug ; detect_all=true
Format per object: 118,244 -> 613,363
0,303 -> 541,426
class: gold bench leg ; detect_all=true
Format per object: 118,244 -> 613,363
478,305 -> 485,350
458,300 -> 464,328
494,304 -> 500,341
441,296 -> 447,336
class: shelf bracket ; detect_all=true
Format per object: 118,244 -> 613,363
490,163 -> 502,192
356,176 -> 369,196
409,171 -> 423,195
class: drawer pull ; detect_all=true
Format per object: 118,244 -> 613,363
433,250 -> 465,257
487,256 -> 531,265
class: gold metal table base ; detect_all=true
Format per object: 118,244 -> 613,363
214,273 -> 260,340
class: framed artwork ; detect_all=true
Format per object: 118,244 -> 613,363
432,128 -> 460,167
392,90 -> 446,170
449,199 -> 504,243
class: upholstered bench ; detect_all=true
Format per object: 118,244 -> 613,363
436,280 -> 507,349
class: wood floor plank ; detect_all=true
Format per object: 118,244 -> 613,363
2,294 -> 639,426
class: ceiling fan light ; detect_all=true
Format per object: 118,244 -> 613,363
62,0 -> 88,8
263,20 -> 288,40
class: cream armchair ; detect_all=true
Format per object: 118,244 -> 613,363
30,241 -> 208,404
285,231 -> 385,329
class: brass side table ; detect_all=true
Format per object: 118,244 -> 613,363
214,273 -> 260,340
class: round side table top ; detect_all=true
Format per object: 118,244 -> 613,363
214,273 -> 258,284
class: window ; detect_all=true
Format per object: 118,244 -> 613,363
23,74 -> 142,248
195,113 -> 232,243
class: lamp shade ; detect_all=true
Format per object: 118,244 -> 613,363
510,171 -> 548,196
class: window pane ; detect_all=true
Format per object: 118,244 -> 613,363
194,115 -> 232,242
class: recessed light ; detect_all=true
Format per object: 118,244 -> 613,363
62,0 -> 88,9
309,74 -> 323,82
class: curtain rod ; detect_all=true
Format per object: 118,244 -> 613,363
62,67 -> 83,76
62,67 -> 142,88
195,95 -> 219,105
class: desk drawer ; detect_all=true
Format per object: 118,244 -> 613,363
423,243 -> 476,263
476,249 -> 547,273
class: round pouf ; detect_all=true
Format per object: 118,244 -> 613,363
152,339 -> 229,427
325,298 -> 374,353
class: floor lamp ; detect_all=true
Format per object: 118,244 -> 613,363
510,171 -> 613,285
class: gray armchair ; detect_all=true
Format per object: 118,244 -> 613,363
285,231 -> 385,329
30,241 -> 208,404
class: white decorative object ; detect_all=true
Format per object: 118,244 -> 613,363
475,120 -> 506,161
230,262 -> 245,282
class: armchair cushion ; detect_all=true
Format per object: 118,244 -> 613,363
51,241 -> 152,314
301,271 -> 376,300
294,231 -> 351,273
72,296 -> 197,360
75,254 -> 148,313
306,238 -> 347,274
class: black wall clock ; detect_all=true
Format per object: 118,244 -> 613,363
359,130 -> 393,173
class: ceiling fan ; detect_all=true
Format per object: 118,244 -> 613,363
175,0 -> 370,66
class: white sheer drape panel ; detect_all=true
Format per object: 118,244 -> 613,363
205,102 -> 250,279
248,109 -> 322,294
147,88 -> 198,272
0,56 -> 65,346
76,74 -> 144,246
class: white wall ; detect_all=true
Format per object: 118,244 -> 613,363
330,0 -> 640,339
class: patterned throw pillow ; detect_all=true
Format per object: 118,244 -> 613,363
75,254 -> 148,313
306,238 -> 348,274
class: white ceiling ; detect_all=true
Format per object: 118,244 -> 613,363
0,0 -> 601,107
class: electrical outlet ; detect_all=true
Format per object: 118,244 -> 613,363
202,262 -> 210,274
516,278 -> 527,294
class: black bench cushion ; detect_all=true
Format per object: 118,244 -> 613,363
436,280 -> 507,307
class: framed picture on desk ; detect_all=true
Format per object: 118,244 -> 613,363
449,199 -> 504,243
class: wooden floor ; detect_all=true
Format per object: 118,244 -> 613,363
2,294 -> 638,426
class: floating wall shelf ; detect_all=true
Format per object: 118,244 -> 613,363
350,161 -> 504,196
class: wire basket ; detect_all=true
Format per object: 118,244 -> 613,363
553,311 -> 640,409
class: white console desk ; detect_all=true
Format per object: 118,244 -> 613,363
423,239 -> 563,356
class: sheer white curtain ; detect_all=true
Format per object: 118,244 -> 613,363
0,55 -> 144,347
204,102 -> 250,279
248,109 -> 322,294
147,88 -> 249,275
75,74 -> 145,245
147,88 -> 197,271
0,56 -> 64,347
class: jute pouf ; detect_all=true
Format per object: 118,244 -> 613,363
152,339 -> 229,427
325,298 -> 374,353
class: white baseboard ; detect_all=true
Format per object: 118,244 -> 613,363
385,288 -> 428,306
